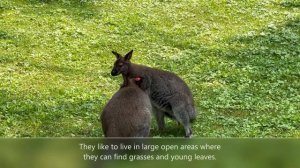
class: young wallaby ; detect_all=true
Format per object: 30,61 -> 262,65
101,77 -> 152,137
111,50 -> 197,137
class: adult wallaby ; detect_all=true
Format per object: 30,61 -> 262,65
101,77 -> 152,137
111,50 -> 196,137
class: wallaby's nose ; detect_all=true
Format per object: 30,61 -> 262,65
111,69 -> 118,76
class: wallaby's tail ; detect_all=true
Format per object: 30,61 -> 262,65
188,105 -> 197,122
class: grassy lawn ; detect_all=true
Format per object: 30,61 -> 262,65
0,0 -> 299,137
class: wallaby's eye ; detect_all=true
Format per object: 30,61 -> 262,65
118,63 -> 123,67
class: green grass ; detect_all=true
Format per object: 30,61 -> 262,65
0,0 -> 299,137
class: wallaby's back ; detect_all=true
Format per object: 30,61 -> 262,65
126,64 -> 196,120
101,79 -> 151,137
147,67 -> 196,120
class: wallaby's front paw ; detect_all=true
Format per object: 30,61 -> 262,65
184,128 -> 192,138
185,133 -> 192,138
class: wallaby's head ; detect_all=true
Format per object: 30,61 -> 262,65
111,50 -> 133,76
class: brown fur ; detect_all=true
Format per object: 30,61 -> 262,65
101,78 -> 151,137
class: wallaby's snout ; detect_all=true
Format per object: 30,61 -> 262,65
111,67 -> 119,76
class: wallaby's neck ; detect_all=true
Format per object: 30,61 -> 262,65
128,63 -> 148,76
124,63 -> 150,77
126,79 -> 137,87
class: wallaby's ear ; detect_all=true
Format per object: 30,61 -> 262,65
112,51 -> 121,59
124,50 -> 133,61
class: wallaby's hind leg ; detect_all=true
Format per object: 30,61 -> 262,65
134,126 -> 150,137
171,103 -> 193,138
153,106 -> 165,131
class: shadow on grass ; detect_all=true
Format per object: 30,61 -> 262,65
150,121 -> 186,137
0,87 -> 105,137
199,18 -> 300,134
0,30 -> 15,40
279,0 -> 300,8
219,18 -> 300,81
24,0 -> 101,20
29,62 -> 86,76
